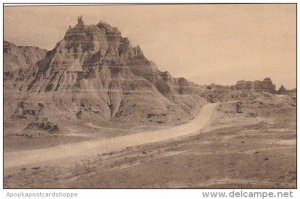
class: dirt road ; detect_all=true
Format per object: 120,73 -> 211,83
4,103 -> 218,169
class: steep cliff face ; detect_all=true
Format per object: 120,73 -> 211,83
5,17 -> 205,125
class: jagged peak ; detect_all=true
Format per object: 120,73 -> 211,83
78,16 -> 83,24
65,17 -> 122,41
133,45 -> 144,57
96,21 -> 120,33
73,15 -> 85,29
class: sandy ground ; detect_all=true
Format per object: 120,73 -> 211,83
4,102 -> 296,188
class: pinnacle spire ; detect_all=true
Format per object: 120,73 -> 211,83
78,16 -> 83,24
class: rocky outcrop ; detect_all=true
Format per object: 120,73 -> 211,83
25,117 -> 59,133
12,102 -> 44,119
234,78 -> 276,94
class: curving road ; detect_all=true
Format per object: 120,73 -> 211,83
4,103 -> 218,169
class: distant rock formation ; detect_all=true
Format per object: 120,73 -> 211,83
234,78 -> 276,93
277,85 -> 288,94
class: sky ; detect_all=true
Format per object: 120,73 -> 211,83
4,4 -> 296,89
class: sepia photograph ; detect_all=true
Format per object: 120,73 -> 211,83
3,3 -> 297,189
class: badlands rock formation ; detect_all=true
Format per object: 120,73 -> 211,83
234,78 -> 276,93
4,17 -> 205,128
4,17 -> 294,132
277,85 -> 288,94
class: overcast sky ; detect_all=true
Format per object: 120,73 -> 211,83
4,4 -> 296,89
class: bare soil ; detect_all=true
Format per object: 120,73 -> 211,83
4,103 -> 296,188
